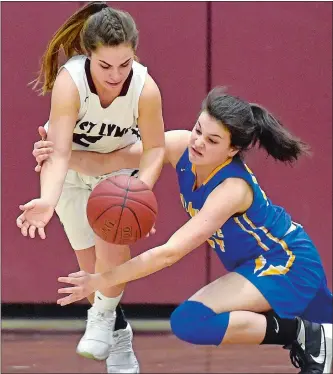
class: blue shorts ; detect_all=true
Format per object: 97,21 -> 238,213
234,225 -> 332,323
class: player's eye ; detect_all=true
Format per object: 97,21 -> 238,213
208,138 -> 218,144
195,128 -> 202,134
100,65 -> 109,70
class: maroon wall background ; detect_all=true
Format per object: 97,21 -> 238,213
2,2 -> 208,304
209,2 -> 332,286
2,2 -> 331,304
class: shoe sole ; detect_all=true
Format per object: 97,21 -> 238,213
107,370 -> 140,373
76,349 -> 108,361
323,324 -> 332,374
107,366 -> 140,374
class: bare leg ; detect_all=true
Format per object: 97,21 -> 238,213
57,169 -> 135,367
222,310 -> 267,344
189,271 -> 271,313
94,234 -> 131,298
186,272 -> 332,373
189,272 -> 271,345
75,234 -> 139,370
75,247 -> 96,304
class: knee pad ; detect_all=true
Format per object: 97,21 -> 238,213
170,300 -> 230,346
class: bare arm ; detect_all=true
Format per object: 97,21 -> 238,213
99,178 -> 251,285
33,74 -> 165,183
40,69 -> 79,206
58,177 -> 253,304
163,130 -> 191,168
68,129 -> 191,176
68,144 -> 143,176
17,69 -> 80,239
135,74 -> 165,189
33,113 -> 190,178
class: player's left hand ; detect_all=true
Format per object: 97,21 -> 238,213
57,271 -> 104,306
33,126 -> 54,172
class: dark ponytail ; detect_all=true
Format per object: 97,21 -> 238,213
250,103 -> 310,163
203,87 -> 310,164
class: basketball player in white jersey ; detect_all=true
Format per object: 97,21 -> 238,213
16,2 -> 165,373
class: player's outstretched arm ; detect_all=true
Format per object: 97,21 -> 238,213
33,129 -> 191,177
32,129 -> 143,176
57,177 -> 251,306
17,69 -> 79,239
66,128 -> 191,176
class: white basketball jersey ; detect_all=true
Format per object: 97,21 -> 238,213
45,55 -> 147,153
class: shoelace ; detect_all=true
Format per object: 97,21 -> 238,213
285,341 -> 306,370
87,311 -> 114,330
110,331 -> 132,354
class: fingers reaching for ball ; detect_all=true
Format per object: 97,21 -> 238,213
57,271 -> 102,306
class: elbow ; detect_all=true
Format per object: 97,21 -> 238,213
164,255 -> 175,268
54,146 -> 71,160
160,146 -> 166,158
163,248 -> 180,268
144,145 -> 165,154
156,146 -> 166,163
46,148 -> 71,165
159,145 -> 166,153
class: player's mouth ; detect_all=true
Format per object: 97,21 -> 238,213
190,146 -> 203,157
105,80 -> 122,87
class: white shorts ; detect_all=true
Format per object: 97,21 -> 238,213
55,168 -> 138,250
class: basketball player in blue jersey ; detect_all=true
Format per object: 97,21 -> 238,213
16,2 -> 165,373
40,87 -> 332,373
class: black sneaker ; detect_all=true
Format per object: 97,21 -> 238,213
285,317 -> 332,373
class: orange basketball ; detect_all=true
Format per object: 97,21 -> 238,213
87,175 -> 158,245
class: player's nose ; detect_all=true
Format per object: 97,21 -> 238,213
194,137 -> 204,148
109,70 -> 122,83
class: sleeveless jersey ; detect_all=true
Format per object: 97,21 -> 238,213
45,55 -> 147,153
176,149 -> 294,272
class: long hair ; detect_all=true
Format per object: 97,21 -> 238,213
31,2 -> 138,95
203,87 -> 310,163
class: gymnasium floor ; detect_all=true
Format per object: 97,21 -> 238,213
2,320 -> 297,373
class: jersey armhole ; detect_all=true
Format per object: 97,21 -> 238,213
176,148 -> 190,172
230,176 -> 256,218
133,62 -> 148,120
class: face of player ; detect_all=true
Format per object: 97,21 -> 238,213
188,110 -> 239,167
90,43 -> 134,92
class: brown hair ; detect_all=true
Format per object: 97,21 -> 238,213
32,1 -> 139,95
203,87 -> 310,163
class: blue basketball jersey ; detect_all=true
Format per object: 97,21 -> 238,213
176,149 -> 294,272
175,148 -> 332,323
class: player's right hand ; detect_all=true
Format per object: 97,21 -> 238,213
57,271 -> 103,306
16,198 -> 55,239
33,126 -> 54,172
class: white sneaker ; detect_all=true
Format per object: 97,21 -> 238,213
106,323 -> 140,373
76,306 -> 115,361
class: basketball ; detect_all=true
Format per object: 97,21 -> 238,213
86,174 -> 158,245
